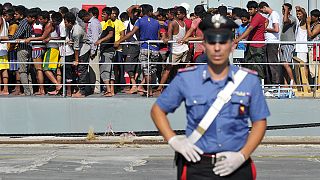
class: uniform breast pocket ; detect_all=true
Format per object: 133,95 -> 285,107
230,95 -> 250,118
186,96 -> 208,120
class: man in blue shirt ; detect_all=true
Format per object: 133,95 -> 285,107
151,14 -> 270,180
115,4 -> 161,96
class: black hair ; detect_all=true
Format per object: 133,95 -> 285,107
88,6 -> 99,17
140,4 -> 153,15
15,5 -> 26,17
258,2 -> 269,9
39,11 -> 50,20
78,9 -> 89,19
168,7 -> 177,15
0,4 -> 3,16
59,6 -> 69,15
120,12 -> 129,21
232,7 -> 242,18
49,10 -> 55,15
247,1 -> 259,9
311,9 -> 320,18
241,10 -> 250,19
218,6 -> 227,16
102,7 -> 112,16
4,8 -> 14,17
157,8 -> 166,18
51,12 -> 63,24
132,7 -> 141,16
194,5 -> 206,18
283,3 -> 292,11
190,13 -> 195,17
3,2 -> 12,11
111,6 -> 120,16
26,8 -> 39,19
64,12 -> 76,24
176,6 -> 187,16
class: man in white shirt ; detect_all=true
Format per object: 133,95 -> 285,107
259,1 -> 282,85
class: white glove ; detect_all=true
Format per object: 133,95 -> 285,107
168,135 -> 204,162
213,151 -> 246,176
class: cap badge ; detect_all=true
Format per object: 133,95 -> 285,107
211,14 -> 227,28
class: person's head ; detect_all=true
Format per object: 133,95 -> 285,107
258,2 -> 270,14
3,2 -> 12,13
199,14 -> 239,66
218,6 -> 227,16
101,7 -> 112,21
282,3 -> 292,15
88,6 -> 99,18
296,6 -> 307,26
310,9 -> 320,23
78,9 -> 90,23
247,1 -> 259,16
64,12 -> 76,29
175,6 -> 186,21
3,8 -> 14,22
51,12 -> 62,26
194,5 -> 206,19
119,12 -> 129,22
59,6 -> 69,17
156,8 -> 167,21
14,5 -> 26,20
190,13 -> 195,20
111,6 -> 120,21
241,10 -> 250,26
232,7 -> 242,20
166,7 -> 176,20
140,4 -> 153,16
26,8 -> 38,24
38,11 -> 50,25
0,4 -> 3,17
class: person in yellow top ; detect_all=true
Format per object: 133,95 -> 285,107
0,8 -> 10,95
110,7 -> 126,93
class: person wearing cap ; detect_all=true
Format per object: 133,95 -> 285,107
151,14 -> 270,180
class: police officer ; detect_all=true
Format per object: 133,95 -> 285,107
151,14 -> 270,180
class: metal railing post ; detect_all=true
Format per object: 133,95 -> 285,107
62,41 -> 66,97
147,41 -> 150,98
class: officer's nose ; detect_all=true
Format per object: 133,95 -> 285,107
213,43 -> 221,52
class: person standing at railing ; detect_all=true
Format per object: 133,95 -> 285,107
279,3 -> 297,85
295,6 -> 309,81
0,5 -> 10,96
24,10 -> 49,96
78,8 -> 102,96
234,1 -> 266,80
306,9 -> 320,85
3,8 -> 20,95
115,4 -> 161,97
94,7 -> 116,97
110,7 -> 126,95
64,12 -> 91,98
234,10 -> 250,64
157,6 -> 189,96
259,2 -> 282,85
123,5 -> 141,95
7,8 -> 33,96
41,12 -> 63,95
181,5 -> 206,62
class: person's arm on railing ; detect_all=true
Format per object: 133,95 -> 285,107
114,26 -> 139,48
95,30 -> 114,46
234,26 -> 254,44
25,23 -> 52,43
181,26 -> 195,43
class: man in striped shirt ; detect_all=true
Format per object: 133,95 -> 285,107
10,8 -> 33,95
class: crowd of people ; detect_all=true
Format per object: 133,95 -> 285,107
0,1 -> 319,97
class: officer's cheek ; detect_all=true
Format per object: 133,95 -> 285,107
185,97 -> 208,120
230,95 -> 250,118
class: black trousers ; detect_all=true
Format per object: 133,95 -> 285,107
176,153 -> 256,180
265,44 -> 282,84
78,51 -> 90,95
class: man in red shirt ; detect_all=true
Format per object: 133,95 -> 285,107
234,1 -> 267,80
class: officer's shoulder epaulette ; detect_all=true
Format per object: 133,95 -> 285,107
239,67 -> 258,75
178,66 -> 198,73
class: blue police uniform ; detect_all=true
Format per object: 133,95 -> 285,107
156,64 -> 270,153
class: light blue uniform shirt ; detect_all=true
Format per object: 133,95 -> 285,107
156,64 -> 270,153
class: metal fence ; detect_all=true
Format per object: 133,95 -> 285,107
0,39 -> 319,98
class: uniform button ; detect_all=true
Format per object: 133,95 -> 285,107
240,100 -> 243,103
193,100 -> 197,104
218,144 -> 222,147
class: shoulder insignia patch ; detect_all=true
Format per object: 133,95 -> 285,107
178,66 -> 198,73
239,67 -> 258,75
